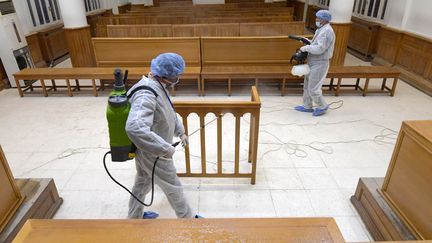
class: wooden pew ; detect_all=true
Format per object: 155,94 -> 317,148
200,36 -> 301,96
92,37 -> 201,95
106,22 -> 305,38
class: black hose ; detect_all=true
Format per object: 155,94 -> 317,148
103,151 -> 159,207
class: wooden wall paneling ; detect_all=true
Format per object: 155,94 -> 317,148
37,25 -> 69,66
373,27 -> 403,66
0,59 -> 7,89
381,120 -> 432,240
24,33 -> 46,68
396,35 -> 431,77
306,5 -> 322,31
292,0 -> 305,21
348,17 -> 380,61
172,24 -> 196,37
0,145 -> 24,233
64,26 -> 95,67
331,23 -> 351,66
118,3 -> 131,13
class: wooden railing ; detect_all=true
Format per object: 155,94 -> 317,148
174,86 -> 261,184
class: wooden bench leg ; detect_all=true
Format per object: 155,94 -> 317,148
381,78 -> 387,91
51,79 -> 57,91
255,78 -> 258,87
281,78 -> 286,96
228,78 -> 231,96
363,78 -> 370,97
66,79 -> 73,97
92,79 -> 98,97
16,79 -> 24,97
355,78 -> 360,90
75,79 -> 81,91
329,78 -> 334,91
40,79 -> 48,97
335,78 -> 342,96
100,79 -> 105,91
391,78 -> 398,97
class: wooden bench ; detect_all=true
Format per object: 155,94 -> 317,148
327,66 -> 400,96
14,218 -> 345,242
106,22 -> 305,38
92,37 -> 201,95
200,36 -> 301,96
13,67 -> 152,97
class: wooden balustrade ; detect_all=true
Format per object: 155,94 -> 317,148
174,86 -> 261,184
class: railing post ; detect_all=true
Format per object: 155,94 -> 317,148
217,114 -> 222,175
200,115 -> 206,175
251,112 -> 260,185
182,115 -> 191,176
234,115 -> 241,175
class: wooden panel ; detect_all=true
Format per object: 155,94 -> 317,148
118,3 -> 131,13
0,59 -> 8,89
64,26 -> 95,67
0,178 -> 62,243
92,37 -> 201,67
36,24 -> 69,66
173,23 -> 239,37
348,17 -> 380,60
382,120 -> 432,240
25,33 -> 46,68
396,35 -> 432,77
201,36 -> 301,66
13,218 -> 345,243
291,0 -> 305,21
331,23 -> 351,67
351,178 -> 416,241
0,145 -> 24,233
107,25 -> 173,37
239,21 -> 305,36
375,26 -> 403,64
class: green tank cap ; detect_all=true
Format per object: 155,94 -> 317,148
113,68 -> 125,91
108,95 -> 128,107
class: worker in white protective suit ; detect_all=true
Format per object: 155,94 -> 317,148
295,9 -> 335,116
126,53 -> 200,219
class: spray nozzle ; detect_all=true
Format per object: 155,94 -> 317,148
114,68 -> 125,91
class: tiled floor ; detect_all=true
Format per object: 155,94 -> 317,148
1,54 -> 432,242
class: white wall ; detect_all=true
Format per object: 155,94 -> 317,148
382,0 -> 406,29
404,0 -> 432,38
193,0 -> 224,4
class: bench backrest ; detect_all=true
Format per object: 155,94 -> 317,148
92,37 -> 201,67
201,36 -> 301,66
239,22 -> 305,36
107,24 -> 173,37
172,23 -> 239,37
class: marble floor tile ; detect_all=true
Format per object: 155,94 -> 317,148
198,189 -> 276,218
271,190 -> 315,217
306,189 -> 356,217
297,168 -> 339,189
334,216 -> 371,242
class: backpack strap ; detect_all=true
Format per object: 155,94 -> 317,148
127,85 -> 158,99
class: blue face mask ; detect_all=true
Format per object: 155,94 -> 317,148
315,21 -> 322,28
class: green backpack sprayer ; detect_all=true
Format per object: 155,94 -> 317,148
104,68 -> 164,207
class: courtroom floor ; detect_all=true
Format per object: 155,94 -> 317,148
1,53 -> 432,242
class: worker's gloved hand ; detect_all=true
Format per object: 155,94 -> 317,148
180,134 -> 189,148
300,46 -> 308,52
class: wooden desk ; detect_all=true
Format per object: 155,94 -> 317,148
13,218 -> 345,243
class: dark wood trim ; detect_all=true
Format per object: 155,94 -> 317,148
63,26 -> 95,67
